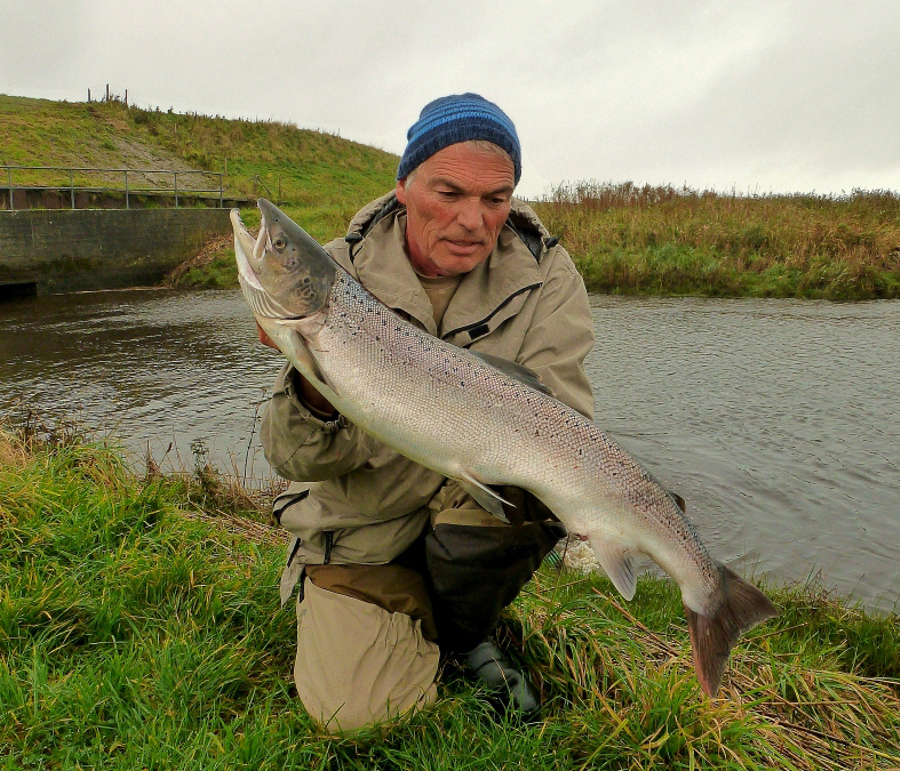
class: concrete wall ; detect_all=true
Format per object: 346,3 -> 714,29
0,208 -> 231,294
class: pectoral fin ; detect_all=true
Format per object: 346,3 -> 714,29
589,538 -> 638,600
282,331 -> 339,398
456,470 -> 513,523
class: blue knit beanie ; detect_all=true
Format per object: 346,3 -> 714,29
396,93 -> 521,184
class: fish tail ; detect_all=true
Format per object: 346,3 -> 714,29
684,564 -> 778,696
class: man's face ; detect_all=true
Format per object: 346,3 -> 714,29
395,143 -> 515,278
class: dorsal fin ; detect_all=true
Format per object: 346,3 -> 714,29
471,351 -> 555,397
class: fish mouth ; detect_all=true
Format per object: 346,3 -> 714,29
231,209 -> 264,292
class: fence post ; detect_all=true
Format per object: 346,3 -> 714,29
125,169 -> 130,209
219,173 -> 223,208
174,172 -> 179,208
7,166 -> 12,211
69,168 -> 75,209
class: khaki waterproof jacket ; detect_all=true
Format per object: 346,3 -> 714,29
261,192 -> 596,596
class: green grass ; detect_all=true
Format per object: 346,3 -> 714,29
1,422 -> 898,770
175,185 -> 900,296
0,93 -> 398,221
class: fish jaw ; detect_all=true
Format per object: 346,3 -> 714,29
231,208 -> 261,274
230,201 -> 337,321
231,207 -> 296,320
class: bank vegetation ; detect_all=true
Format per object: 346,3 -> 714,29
1,418 -> 898,770
178,182 -> 900,300
534,182 -> 900,300
3,93 -> 899,297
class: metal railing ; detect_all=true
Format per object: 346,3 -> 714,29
2,165 -> 225,210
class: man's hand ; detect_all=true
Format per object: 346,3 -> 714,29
257,322 -> 278,350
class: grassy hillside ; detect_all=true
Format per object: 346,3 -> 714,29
0,93 -> 398,241
3,94 -> 899,298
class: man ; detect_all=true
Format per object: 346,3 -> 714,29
259,93 -> 595,733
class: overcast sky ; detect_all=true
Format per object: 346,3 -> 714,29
2,0 -> 898,199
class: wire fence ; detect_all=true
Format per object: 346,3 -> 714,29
1,164 -> 225,210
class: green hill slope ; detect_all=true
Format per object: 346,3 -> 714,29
0,93 -> 398,241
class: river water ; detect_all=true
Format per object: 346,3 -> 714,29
2,289 -> 898,614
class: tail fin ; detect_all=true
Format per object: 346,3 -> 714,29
684,564 -> 778,696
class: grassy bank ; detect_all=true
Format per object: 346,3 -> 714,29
173,184 -> 900,298
0,93 -> 397,241
533,182 -> 900,299
5,94 -> 900,298
1,422 -> 898,770
175,184 -> 900,298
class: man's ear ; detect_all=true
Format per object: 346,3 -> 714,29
395,177 -> 408,205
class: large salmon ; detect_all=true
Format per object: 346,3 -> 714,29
232,199 -> 777,696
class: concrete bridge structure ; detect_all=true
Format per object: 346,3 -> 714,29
0,207 -> 233,298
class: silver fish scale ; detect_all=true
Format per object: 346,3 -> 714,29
307,272 -> 717,596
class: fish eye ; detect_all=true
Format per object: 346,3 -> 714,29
273,235 -> 287,250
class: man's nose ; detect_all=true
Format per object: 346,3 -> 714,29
456,197 -> 484,231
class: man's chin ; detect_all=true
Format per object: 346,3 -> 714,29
435,248 -> 489,274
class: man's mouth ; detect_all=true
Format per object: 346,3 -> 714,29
445,239 -> 481,254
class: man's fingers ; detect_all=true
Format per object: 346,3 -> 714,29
256,321 -> 278,349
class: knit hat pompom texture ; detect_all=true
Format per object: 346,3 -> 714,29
396,93 -> 521,184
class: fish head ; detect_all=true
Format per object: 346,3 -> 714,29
231,199 -> 337,320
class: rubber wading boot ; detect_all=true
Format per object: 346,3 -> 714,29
463,639 -> 539,718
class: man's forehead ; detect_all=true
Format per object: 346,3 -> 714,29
416,144 -> 515,190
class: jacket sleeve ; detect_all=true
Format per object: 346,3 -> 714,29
260,362 -> 382,481
518,245 -> 595,420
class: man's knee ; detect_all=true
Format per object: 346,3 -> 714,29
293,572 -> 439,734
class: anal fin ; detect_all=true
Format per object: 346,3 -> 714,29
589,537 -> 638,600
